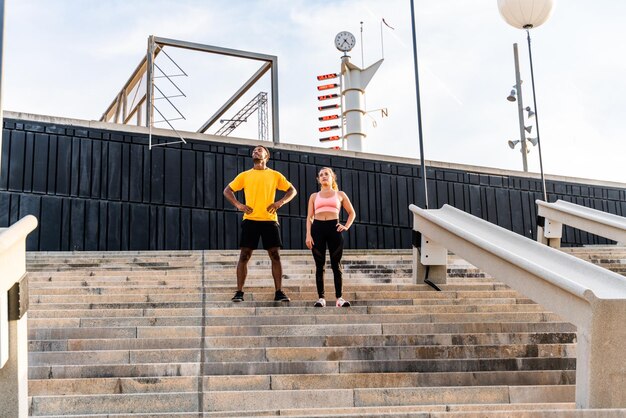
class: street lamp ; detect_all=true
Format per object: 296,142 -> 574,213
506,43 -> 531,172
507,88 -> 516,102
508,138 -> 537,152
498,0 -> 555,201
505,46 -> 536,172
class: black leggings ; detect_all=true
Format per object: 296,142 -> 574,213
311,219 -> 344,299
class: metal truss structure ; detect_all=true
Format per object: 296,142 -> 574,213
100,36 -> 280,148
216,92 -> 268,141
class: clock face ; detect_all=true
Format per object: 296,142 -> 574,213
335,31 -> 356,52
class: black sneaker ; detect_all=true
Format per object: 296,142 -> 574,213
274,289 -> 290,302
231,291 -> 244,302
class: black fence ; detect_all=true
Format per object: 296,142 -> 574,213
1,118 -> 625,251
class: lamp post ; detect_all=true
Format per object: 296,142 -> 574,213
409,0 -> 428,209
506,44 -> 538,172
511,43 -> 529,172
497,0 -> 555,201
410,0 -> 443,292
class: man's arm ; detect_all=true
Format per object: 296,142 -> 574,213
267,185 -> 297,214
223,186 -> 253,214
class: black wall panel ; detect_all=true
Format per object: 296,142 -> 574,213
1,118 -> 626,251
85,200 -> 100,250
39,196 -> 63,250
8,130 -> 25,192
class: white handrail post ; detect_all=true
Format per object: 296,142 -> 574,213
537,199 -> 626,247
411,208 -> 447,286
538,216 -> 562,248
577,298 -> 626,408
0,215 -> 38,418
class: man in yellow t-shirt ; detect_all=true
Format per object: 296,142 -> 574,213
223,145 -> 297,302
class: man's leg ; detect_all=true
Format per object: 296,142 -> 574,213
261,222 -> 289,301
236,247 -> 254,291
268,247 -> 290,302
267,247 -> 282,290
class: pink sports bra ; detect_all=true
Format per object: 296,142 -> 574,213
314,191 -> 341,215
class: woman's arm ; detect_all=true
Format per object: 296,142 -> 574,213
305,193 -> 316,249
337,191 -> 356,232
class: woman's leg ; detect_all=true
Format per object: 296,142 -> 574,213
328,226 -> 344,299
311,222 -> 327,299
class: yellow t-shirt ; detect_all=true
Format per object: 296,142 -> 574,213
228,168 -> 292,221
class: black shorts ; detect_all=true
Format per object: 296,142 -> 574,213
240,220 -> 283,250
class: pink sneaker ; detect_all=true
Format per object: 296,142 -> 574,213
336,297 -> 351,307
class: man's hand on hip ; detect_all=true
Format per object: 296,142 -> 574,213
237,203 -> 253,214
267,201 -> 282,214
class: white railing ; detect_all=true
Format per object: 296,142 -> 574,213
537,199 -> 626,246
0,215 -> 38,418
409,204 -> 626,409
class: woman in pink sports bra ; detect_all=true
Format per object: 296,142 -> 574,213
305,167 -> 356,307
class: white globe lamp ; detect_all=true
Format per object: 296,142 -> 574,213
497,0 -> 555,29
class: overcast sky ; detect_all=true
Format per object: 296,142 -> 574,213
4,0 -> 625,183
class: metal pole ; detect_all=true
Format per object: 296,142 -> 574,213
513,44 -> 528,172
380,20 -> 384,59
360,21 -> 364,68
526,29 -> 548,201
0,0 -> 5,174
146,36 -> 155,150
146,36 -> 155,129
409,0 -> 429,209
409,0 -> 441,292
270,57 -> 280,144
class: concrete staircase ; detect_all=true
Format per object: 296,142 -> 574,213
561,246 -> 626,276
24,248 -> 626,417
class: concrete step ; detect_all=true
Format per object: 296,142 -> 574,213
29,392 -> 199,415
33,404 -> 626,418
29,357 -> 576,380
28,385 -> 574,415
30,267 -> 421,275
29,283 -> 505,292
29,289 -> 532,304
28,311 -> 564,329
28,407 -> 626,418
29,370 -> 575,396
27,303 -> 549,319
29,343 -> 575,366
28,321 -> 576,341
29,285 -> 514,298
203,385 -> 575,412
26,297 -> 536,311
29,331 -> 576,352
